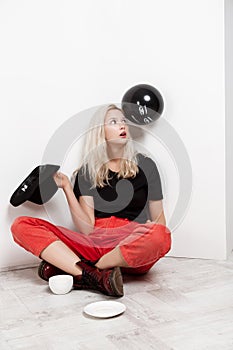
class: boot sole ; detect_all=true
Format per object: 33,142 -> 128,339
109,267 -> 124,297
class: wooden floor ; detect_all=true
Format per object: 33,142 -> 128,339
0,254 -> 233,350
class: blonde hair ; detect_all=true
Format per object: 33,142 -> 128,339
74,104 -> 139,188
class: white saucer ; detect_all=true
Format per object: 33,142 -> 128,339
83,301 -> 126,318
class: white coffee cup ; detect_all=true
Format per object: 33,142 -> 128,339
49,275 -> 73,295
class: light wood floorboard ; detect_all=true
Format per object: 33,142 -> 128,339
0,255 -> 233,349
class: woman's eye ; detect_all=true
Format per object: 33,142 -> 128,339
108,118 -> 127,125
110,119 -> 117,125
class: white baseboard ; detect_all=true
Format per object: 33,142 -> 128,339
0,263 -> 39,273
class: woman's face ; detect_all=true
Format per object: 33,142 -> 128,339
104,109 -> 129,144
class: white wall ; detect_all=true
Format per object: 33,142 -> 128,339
225,0 -> 233,257
0,0 -> 230,270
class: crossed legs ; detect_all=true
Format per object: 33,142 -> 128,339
11,216 -> 171,276
40,240 -> 129,276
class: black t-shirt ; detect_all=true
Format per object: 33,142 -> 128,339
73,153 -> 163,223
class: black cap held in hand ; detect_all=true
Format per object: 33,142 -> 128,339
10,164 -> 60,207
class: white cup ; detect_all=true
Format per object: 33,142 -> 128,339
49,275 -> 73,295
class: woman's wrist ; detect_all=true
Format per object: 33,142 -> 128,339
63,182 -> 73,193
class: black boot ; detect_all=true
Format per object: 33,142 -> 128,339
38,260 -> 67,281
73,260 -> 124,297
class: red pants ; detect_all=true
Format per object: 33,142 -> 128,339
11,216 -> 171,275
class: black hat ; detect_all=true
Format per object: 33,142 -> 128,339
10,164 -> 60,207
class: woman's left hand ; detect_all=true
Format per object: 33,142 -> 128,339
53,172 -> 72,190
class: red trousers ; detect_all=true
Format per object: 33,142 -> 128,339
11,216 -> 171,275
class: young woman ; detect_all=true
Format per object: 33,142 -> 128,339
11,104 -> 171,297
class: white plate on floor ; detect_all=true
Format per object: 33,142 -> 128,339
83,301 -> 126,318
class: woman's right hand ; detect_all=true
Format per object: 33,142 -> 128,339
53,172 -> 72,191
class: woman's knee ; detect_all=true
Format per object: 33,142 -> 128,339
11,216 -> 32,240
150,224 -> 172,255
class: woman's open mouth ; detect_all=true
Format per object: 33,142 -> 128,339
119,131 -> 127,138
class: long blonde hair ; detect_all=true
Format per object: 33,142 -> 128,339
73,104 -> 139,188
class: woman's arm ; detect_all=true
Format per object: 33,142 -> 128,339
148,200 -> 166,226
53,172 -> 95,235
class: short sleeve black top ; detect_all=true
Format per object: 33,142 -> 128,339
73,153 -> 163,223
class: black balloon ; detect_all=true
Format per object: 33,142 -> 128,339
121,84 -> 164,125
